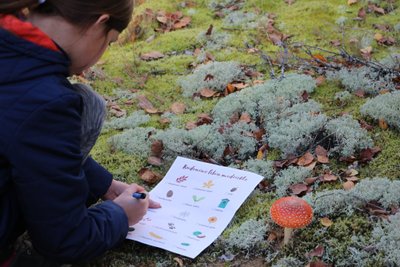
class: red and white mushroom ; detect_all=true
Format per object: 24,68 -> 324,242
270,196 -> 313,245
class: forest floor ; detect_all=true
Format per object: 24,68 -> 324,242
75,0 -> 400,266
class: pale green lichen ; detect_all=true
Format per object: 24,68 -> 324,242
178,61 -> 245,97
361,91 -> 400,130
273,166 -> 311,197
222,219 -> 268,250
103,111 -> 151,130
325,115 -> 373,157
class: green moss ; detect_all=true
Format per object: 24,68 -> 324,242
361,129 -> 400,179
91,132 -> 146,184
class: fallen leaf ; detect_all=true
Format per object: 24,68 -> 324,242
315,145 -> 329,164
348,0 -> 358,5
357,7 -> 366,19
309,260 -> 333,267
109,104 -> 126,118
330,39 -> 341,47
174,16 -> 191,29
345,169 -> 359,176
285,0 -> 296,5
378,118 -> 389,130
307,245 -> 325,258
173,257 -> 184,267
137,95 -> 159,114
354,89 -> 366,98
304,161 -> 317,170
320,217 -> 333,227
140,51 -> 165,61
359,147 -> 381,162
343,181 -> 355,190
316,76 -> 326,87
290,183 -> 308,195
139,168 -> 162,184
346,176 -> 359,182
185,121 -> 197,130
297,152 -> 315,166
148,156 -> 163,166
206,24 -> 213,36
239,112 -> 252,123
171,102 -> 186,114
359,119 -> 374,131
226,83 -> 236,94
151,140 -> 164,157
200,88 -> 217,98
313,54 -> 327,63
323,173 -> 338,182
374,33 -> 383,41
305,177 -> 318,185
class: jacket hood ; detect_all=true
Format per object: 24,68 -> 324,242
0,16 -> 70,85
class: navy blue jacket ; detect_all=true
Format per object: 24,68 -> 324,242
0,26 -> 128,262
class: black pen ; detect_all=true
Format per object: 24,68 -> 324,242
132,192 -> 146,199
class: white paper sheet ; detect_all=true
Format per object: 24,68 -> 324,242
126,157 -> 264,258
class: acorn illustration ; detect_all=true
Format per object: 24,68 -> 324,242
167,190 -> 174,198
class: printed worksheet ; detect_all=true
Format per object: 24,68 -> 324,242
126,156 -> 264,258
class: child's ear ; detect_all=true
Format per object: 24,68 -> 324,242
96,14 -> 110,25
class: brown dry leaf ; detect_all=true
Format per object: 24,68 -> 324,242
330,39 -> 341,47
200,88 -> 217,98
290,183 -> 308,195
360,46 -> 372,54
159,117 -> 171,125
359,119 -> 374,131
297,152 -> 315,166
307,245 -> 325,258
206,24 -> 213,36
174,16 -> 191,29
378,118 -> 389,130
346,176 -> 359,182
305,177 -> 318,185
372,5 -> 385,15
359,147 -> 381,163
309,261 -> 333,267
323,173 -> 338,182
139,168 -> 162,184
354,89 -> 366,98
232,82 -> 248,90
173,257 -> 184,267
315,145 -> 329,164
313,54 -> 328,63
226,83 -> 236,94
109,104 -> 126,118
320,217 -> 333,227
357,7 -> 367,19
343,181 -> 355,190
239,112 -> 252,123
285,0 -> 296,5
137,95 -> 159,114
171,102 -> 186,114
379,89 -> 391,95
304,161 -> 317,171
185,121 -> 197,130
348,0 -> 358,5
151,140 -> 164,157
256,149 -> 264,160
140,51 -> 165,61
374,33 -> 384,41
267,232 -> 278,241
148,156 -> 163,166
316,76 -> 326,87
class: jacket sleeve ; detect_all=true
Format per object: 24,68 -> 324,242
83,156 -> 113,201
8,94 -> 129,263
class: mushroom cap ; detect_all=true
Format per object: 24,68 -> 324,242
270,196 -> 313,228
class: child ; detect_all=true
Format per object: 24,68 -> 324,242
0,0 -> 160,266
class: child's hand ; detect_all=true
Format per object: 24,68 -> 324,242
103,179 -> 129,200
113,184 -> 149,225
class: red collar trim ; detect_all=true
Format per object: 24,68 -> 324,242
0,14 -> 60,52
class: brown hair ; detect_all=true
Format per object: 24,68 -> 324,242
0,0 -> 134,32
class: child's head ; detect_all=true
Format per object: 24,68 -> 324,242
0,0 -> 134,74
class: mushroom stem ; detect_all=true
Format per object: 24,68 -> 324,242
283,227 -> 293,245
